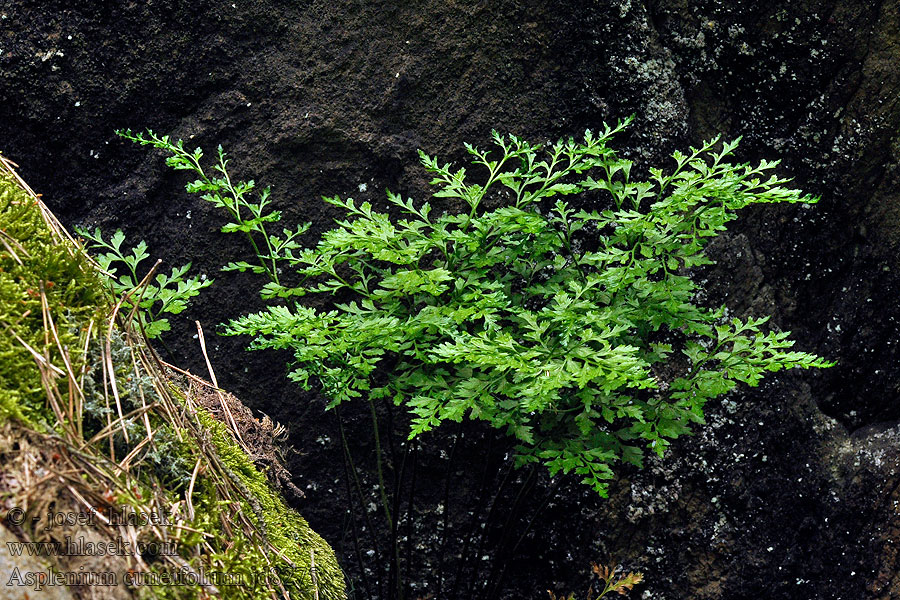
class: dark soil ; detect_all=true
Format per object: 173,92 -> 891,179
3,0 -> 900,598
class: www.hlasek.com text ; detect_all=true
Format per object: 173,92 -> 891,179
6,535 -> 177,557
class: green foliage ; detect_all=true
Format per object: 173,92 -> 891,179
74,226 -> 212,338
117,129 -> 310,293
129,121 -> 833,496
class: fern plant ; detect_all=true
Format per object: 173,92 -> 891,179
124,121 -> 832,496
548,561 -> 643,600
117,130 -> 309,294
74,227 -> 212,338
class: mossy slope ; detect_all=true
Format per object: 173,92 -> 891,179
0,169 -> 103,423
0,162 -> 345,600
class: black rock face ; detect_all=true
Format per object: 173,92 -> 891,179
2,1 -> 899,598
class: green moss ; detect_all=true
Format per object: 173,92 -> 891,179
0,171 -> 104,424
192,408 -> 346,600
76,338 -> 346,599
0,169 -> 345,599
124,402 -> 347,600
76,340 -> 346,599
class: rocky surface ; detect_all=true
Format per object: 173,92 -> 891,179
2,0 -> 900,598
0,525 -> 76,600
